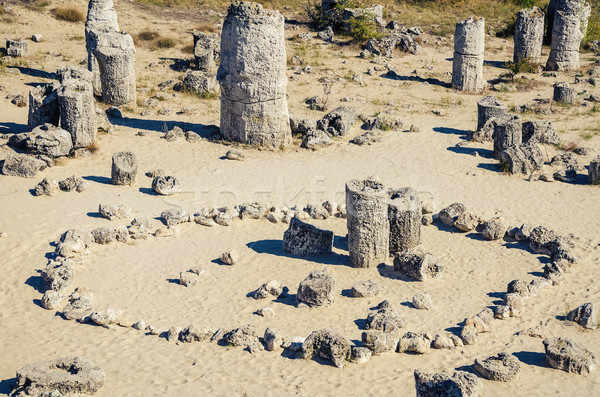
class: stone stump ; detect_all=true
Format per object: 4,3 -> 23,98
193,31 -> 219,73
85,0 -> 120,96
546,0 -> 591,71
452,17 -> 485,92
91,30 -> 136,106
57,81 -> 97,149
589,155 -> 600,184
553,82 -> 575,104
477,95 -> 507,131
6,39 -> 28,57
493,115 -> 522,158
28,84 -> 59,130
346,179 -> 389,268
111,151 -> 138,186
388,187 -> 422,255
217,2 -> 291,147
514,7 -> 545,63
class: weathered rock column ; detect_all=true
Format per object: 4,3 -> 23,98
452,17 -> 485,92
91,30 -> 136,106
193,31 -> 219,73
346,179 -> 390,268
85,0 -> 120,96
477,95 -> 507,131
388,187 -> 422,255
546,0 -> 591,71
28,84 -> 60,130
217,2 -> 291,147
589,155 -> 600,184
493,115 -> 522,158
553,82 -> 575,104
112,151 -> 138,186
514,7 -> 545,63
57,80 -> 97,149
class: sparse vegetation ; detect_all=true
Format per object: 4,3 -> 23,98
138,30 -> 160,41
195,22 -> 218,33
503,58 -> 540,81
154,37 -> 177,49
348,14 -> 382,42
182,44 -> 194,54
52,6 -> 84,22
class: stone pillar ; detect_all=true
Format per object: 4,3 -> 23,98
493,115 -> 522,158
514,7 -> 544,63
193,31 -> 219,73
452,17 -> 485,92
546,0 -> 559,44
589,155 -> 600,184
388,187 -> 421,255
91,30 -> 136,106
546,0 -> 591,71
346,179 -> 389,268
28,84 -> 60,130
57,80 -> 97,149
477,95 -> 507,131
217,2 -> 291,148
85,0 -> 120,96
57,66 -> 94,86
112,151 -> 138,186
6,39 -> 28,57
553,82 -> 575,104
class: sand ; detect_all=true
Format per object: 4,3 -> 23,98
1,0 -> 600,395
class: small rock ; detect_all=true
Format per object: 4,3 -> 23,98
220,249 -> 239,265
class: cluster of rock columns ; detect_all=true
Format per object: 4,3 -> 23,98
452,17 -> 485,92
546,0 -> 591,71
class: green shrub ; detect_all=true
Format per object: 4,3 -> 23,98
504,58 -> 540,80
52,6 -> 84,22
348,14 -> 382,42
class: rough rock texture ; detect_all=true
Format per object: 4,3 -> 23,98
366,306 -> 406,333
111,151 -> 138,186
301,129 -> 332,149
152,175 -> 182,195
13,356 -> 105,396
522,121 -> 560,145
452,17 -> 485,92
182,70 -> 218,96
514,7 -> 545,63
543,337 -> 597,374
264,327 -> 284,351
388,187 -> 422,255
59,175 -> 89,193
362,330 -> 400,355
62,288 -> 94,321
91,227 -> 116,244
567,302 -> 598,329
252,280 -> 282,299
412,293 -> 432,310
2,154 -> 45,178
34,178 -> 59,196
160,209 -> 189,226
493,114 -> 523,158
302,329 -> 351,368
351,280 -> 381,297
398,332 -> 430,354
414,370 -> 483,397
553,82 -> 575,104
289,116 -> 316,135
589,155 -> 600,184
439,202 -> 466,227
28,84 -> 59,130
57,80 -> 97,149
23,124 -> 73,158
217,2 -> 291,147
90,30 -> 136,105
393,249 -> 444,281
57,66 -> 94,86
454,211 -> 482,232
317,106 -> 358,136
476,95 -> 507,131
346,179 -> 390,268
546,0 -> 591,71
499,143 -> 544,174
482,219 -> 507,240
99,204 -> 131,220
192,31 -> 219,73
6,39 -> 28,57
473,352 -> 520,382
296,270 -> 336,307
224,324 -> 262,351
282,217 -> 334,256
220,249 -> 239,265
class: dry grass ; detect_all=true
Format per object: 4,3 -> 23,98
182,43 -> 194,54
86,142 -> 100,154
52,6 -> 84,22
154,37 -> 177,49
138,29 -> 160,41
195,22 -> 219,33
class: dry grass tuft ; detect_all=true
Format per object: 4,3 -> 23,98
138,29 -> 160,41
52,6 -> 84,22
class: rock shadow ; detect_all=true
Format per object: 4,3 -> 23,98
447,145 -> 495,158
382,70 -> 450,88
14,67 -> 57,80
484,60 -> 508,69
432,126 -> 470,137
513,351 -> 548,368
82,175 -> 112,185
25,273 -> 45,293
376,263 -> 419,282
246,239 -> 350,267
109,116 -> 219,136
0,121 -> 29,134
0,377 -> 16,396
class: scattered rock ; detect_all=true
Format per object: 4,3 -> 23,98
99,204 -> 131,220
1,154 -> 45,178
439,202 -> 466,227
412,293 -> 432,310
302,329 -> 351,368
351,280 -> 381,297
393,249 -> 444,281
34,178 -> 59,196
282,217 -> 334,256
152,175 -> 182,195
398,332 -> 430,354
473,352 -> 520,382
264,327 -> 284,351
226,149 -> 245,161
220,249 -> 239,265
482,219 -> 507,240
414,369 -> 483,397
566,302 -> 598,330
296,270 -> 336,307
543,337 -> 597,375
252,280 -> 283,299
179,268 -> 205,287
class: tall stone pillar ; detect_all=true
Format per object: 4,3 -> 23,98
514,7 -> 544,63
452,17 -> 485,92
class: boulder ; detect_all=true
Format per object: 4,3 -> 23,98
180,324 -> 213,342
252,280 -> 283,299
412,293 -> 432,310
152,175 -> 182,195
111,151 -> 138,186
414,369 -> 483,397
182,70 -> 218,96
351,280 -> 381,297
566,302 -> 598,330
62,288 -> 94,321
99,204 -> 131,220
499,143 -> 544,174
317,106 -> 358,136
160,209 -> 189,226
302,329 -> 351,368
439,203 -> 467,227
398,332 -> 430,354
482,219 -> 507,240
34,178 -> 59,196
179,268 -> 205,287
42,259 -> 73,292
41,290 -> 65,310
301,129 -> 332,149
224,324 -> 263,352
289,116 -> 316,135
2,154 -> 45,178
282,217 -> 334,256
28,85 -> 60,130
362,330 -> 400,355
366,307 -> 406,333
91,227 -> 116,244
543,337 -> 597,375
59,175 -> 89,192
393,249 -> 444,281
220,249 -> 239,265
522,121 -> 560,145
90,308 -> 122,327
350,346 -> 372,365
264,327 -> 285,351
296,270 -> 336,307
477,96 -> 507,131
473,352 -> 520,382
454,211 -> 482,232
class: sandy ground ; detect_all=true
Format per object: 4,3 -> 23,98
1,0 -> 600,396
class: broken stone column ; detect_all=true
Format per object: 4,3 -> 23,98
477,95 -> 507,131
514,7 -> 545,63
346,179 -> 390,268
28,84 -> 60,130
85,0 -> 120,96
90,30 -> 136,106
388,187 -> 422,255
546,0 -> 591,71
589,155 -> 600,184
217,2 -> 291,147
6,39 -> 28,57
193,31 -> 219,73
452,17 -> 485,92
493,114 -> 522,158
57,80 -> 97,149
111,151 -> 138,186
553,82 -> 575,104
